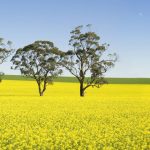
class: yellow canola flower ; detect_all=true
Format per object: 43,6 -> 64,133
0,80 -> 150,149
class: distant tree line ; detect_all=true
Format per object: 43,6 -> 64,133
1,25 -> 117,97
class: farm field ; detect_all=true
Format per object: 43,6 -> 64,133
3,75 -> 150,84
0,80 -> 150,149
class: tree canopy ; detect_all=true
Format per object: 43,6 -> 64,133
61,25 -> 117,96
0,38 -> 13,82
11,41 -> 63,96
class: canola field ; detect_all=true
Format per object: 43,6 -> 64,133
0,80 -> 150,149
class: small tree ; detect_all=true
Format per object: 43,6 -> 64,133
11,41 -> 62,96
62,25 -> 117,97
0,38 -> 12,82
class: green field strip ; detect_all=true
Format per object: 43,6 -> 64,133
1,75 -> 150,84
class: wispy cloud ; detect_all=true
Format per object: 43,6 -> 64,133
138,12 -> 143,17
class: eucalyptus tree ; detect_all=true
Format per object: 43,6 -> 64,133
62,25 -> 117,97
0,38 -> 13,82
11,41 -> 63,96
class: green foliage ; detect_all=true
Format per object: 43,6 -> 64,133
0,38 -> 12,64
61,25 -> 117,96
0,38 -> 13,82
11,41 -> 63,96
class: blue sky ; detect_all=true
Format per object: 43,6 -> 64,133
0,0 -> 150,77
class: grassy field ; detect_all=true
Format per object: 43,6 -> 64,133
0,80 -> 150,149
2,75 -> 150,84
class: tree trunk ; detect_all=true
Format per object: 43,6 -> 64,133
40,91 -> 44,96
80,82 -> 84,97
38,82 -> 44,96
38,81 -> 47,96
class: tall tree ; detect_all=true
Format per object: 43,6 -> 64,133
62,25 -> 117,97
11,41 -> 63,96
0,38 -> 12,82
